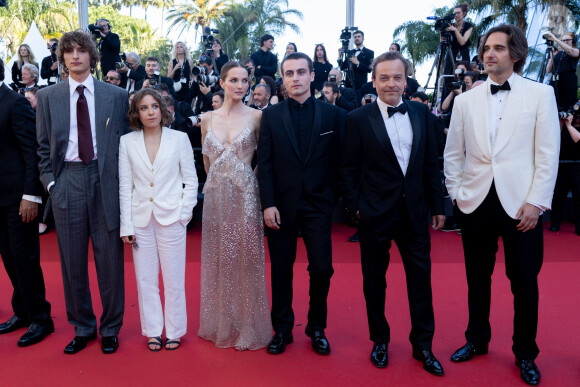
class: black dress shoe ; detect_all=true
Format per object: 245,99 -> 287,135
370,343 -> 388,368
548,224 -> 560,232
450,342 -> 488,362
0,315 -> 30,334
516,359 -> 541,385
101,336 -> 119,354
412,347 -> 445,376
348,231 -> 359,242
305,325 -> 330,355
17,320 -> 55,347
267,332 -> 293,354
64,333 -> 97,354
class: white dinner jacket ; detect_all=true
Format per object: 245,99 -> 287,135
119,127 -> 198,236
444,74 -> 560,219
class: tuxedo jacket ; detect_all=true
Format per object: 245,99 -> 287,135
444,74 -> 560,218
341,100 -> 444,234
0,83 -> 43,205
119,128 -> 198,237
340,47 -> 374,90
258,98 -> 345,224
36,77 -> 130,231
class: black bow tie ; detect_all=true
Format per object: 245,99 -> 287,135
387,104 -> 407,118
490,81 -> 511,95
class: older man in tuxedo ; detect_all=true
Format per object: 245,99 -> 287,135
37,30 -> 129,355
0,58 -> 53,347
341,51 -> 445,375
444,25 -> 560,386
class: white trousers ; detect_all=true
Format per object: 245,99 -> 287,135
133,216 -> 187,339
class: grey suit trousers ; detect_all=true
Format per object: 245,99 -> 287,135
51,161 -> 124,337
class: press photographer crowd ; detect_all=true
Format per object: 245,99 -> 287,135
1,2 -> 579,385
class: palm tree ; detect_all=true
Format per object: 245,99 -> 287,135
467,0 -> 553,33
165,0 -> 227,41
215,2 -> 253,60
245,0 -> 303,40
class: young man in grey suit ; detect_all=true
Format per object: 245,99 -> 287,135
37,30 -> 129,355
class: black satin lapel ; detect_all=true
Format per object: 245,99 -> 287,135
281,101 -> 301,160
368,103 -> 400,169
304,99 -> 322,164
405,101 -> 422,170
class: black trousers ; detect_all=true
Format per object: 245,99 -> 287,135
550,163 -> 580,231
266,198 -> 333,335
459,183 -> 543,360
359,204 -> 435,350
0,202 -> 51,323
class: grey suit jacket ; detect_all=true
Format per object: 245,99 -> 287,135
36,77 -> 130,231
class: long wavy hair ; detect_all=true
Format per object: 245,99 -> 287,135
16,44 -> 36,69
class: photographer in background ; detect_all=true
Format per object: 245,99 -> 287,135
92,18 -> 121,76
337,30 -> 374,91
440,61 -> 471,113
328,68 -> 355,111
168,41 -> 193,102
137,56 -> 176,99
251,34 -> 278,82
188,55 -> 218,114
211,39 -> 229,75
116,52 -> 146,93
546,31 -> 579,111
444,3 -> 473,62
40,38 -> 59,85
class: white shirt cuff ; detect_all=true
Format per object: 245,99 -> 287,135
22,195 -> 42,204
47,181 -> 55,193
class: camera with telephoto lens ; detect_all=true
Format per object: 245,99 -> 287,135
114,53 -> 128,69
50,42 -> 58,52
450,68 -> 466,90
329,74 -> 337,82
88,23 -> 104,37
192,61 -> 218,86
433,13 -> 455,42
559,102 -> 580,129
189,113 -> 204,126
147,70 -> 160,86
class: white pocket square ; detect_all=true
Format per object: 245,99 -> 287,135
320,131 -> 333,136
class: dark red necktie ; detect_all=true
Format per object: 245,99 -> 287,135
77,85 -> 94,164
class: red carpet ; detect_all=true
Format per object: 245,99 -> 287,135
0,222 -> 579,386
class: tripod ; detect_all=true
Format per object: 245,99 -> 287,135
537,44 -> 554,84
423,39 -> 455,107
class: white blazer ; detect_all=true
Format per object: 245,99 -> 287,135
444,74 -> 560,219
119,128 -> 198,237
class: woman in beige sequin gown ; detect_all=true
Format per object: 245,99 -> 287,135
199,61 -> 272,350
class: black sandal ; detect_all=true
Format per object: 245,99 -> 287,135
148,336 -> 162,352
165,338 -> 181,351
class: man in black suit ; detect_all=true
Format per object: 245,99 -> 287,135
41,38 -> 59,86
251,34 -> 278,83
116,52 -> 146,93
95,18 -> 121,76
249,83 -> 271,110
338,30 -> 374,91
137,56 -> 176,99
328,68 -> 356,111
341,51 -> 445,375
259,52 -> 345,356
0,58 -> 53,347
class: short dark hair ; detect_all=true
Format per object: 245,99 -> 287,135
371,51 -> 409,79
162,95 -> 174,108
153,83 -> 170,94
353,30 -> 364,38
323,81 -> 339,95
57,30 -> 100,73
0,58 -> 5,81
241,58 -> 254,67
260,34 -> 274,47
145,56 -> 159,63
410,91 -> 428,102
128,89 -> 174,130
478,24 -> 528,74
281,52 -> 313,74
464,71 -> 478,82
390,43 -> 401,52
213,90 -> 224,101
255,83 -> 271,96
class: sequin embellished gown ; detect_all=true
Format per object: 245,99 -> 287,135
199,123 -> 273,350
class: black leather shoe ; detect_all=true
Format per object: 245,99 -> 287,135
450,342 -> 488,362
305,325 -> 330,355
267,332 -> 293,354
64,333 -> 97,354
413,347 -> 445,376
516,359 -> 541,385
0,315 -> 30,334
548,224 -> 560,232
348,231 -> 359,242
17,320 -> 54,347
101,336 -> 119,354
370,343 -> 388,368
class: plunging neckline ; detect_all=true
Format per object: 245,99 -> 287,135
208,126 -> 250,150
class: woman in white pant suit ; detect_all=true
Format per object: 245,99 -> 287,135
119,89 -> 198,351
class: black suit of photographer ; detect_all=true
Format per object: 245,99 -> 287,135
135,75 -> 177,100
98,31 -> 121,76
187,79 -> 218,115
339,47 -> 374,91
120,64 -> 147,92
40,54 -> 59,85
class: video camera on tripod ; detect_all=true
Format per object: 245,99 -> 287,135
338,26 -> 358,72
201,26 -> 220,57
429,13 -> 456,42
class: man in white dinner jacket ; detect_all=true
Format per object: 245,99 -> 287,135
444,24 -> 560,386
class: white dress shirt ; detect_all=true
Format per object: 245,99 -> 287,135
66,75 -> 97,162
377,97 -> 413,175
487,72 -> 516,152
0,81 -> 41,204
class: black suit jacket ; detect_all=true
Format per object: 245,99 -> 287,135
40,55 -> 59,85
120,64 -> 146,90
136,75 -> 176,99
340,100 -> 444,234
258,97 -> 345,224
339,47 -> 374,90
99,32 -> 121,75
0,83 -> 43,205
